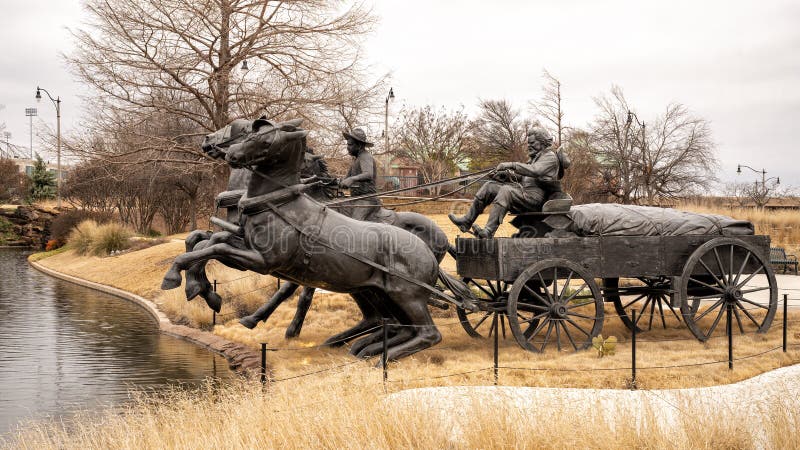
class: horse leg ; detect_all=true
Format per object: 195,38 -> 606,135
323,291 -> 382,348
350,324 -> 414,359
379,286 -> 442,364
185,229 -> 212,252
184,240 -> 212,301
239,281 -> 300,329
284,287 -> 315,339
162,242 -> 265,291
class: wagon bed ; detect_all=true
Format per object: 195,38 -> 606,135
452,234 -> 778,353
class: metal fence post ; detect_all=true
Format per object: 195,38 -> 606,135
493,313 -> 499,386
783,293 -> 788,353
382,318 -> 389,389
727,305 -> 733,370
260,342 -> 267,384
631,309 -> 637,389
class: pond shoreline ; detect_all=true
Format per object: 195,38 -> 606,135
28,259 -> 263,376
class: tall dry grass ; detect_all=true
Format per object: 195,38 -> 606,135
67,220 -> 134,256
4,366 -> 798,449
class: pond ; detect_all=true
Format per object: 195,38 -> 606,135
0,248 -> 234,435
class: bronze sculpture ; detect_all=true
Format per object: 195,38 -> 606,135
449,126 -> 564,238
163,119 -> 456,360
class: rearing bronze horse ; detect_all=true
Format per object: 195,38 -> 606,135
163,119 -> 457,361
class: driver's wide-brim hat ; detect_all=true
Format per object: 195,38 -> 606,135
342,128 -> 374,147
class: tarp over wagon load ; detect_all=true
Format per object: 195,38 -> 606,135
564,204 -> 754,237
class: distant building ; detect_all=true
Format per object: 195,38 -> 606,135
5,157 -> 68,182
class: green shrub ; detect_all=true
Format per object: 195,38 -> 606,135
68,220 -> 100,255
592,334 -> 617,358
91,223 -> 133,255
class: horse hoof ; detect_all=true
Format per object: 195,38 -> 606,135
284,325 -> 301,339
161,271 -> 182,290
185,282 -> 204,301
239,316 -> 259,329
204,291 -> 222,313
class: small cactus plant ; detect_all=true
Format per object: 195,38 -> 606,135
592,334 -> 617,358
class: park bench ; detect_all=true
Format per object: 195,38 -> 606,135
770,247 -> 798,275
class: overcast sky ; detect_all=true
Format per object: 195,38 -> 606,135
1,0 -> 798,188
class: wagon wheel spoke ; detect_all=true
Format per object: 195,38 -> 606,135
648,295 -> 657,331
559,270 -> 574,301
633,296 -> 652,326
736,302 -> 762,328
564,317 -> 592,337
467,279 -> 493,298
500,313 -> 507,339
736,266 -> 764,289
520,311 -> 550,325
525,316 -> 550,341
704,305 -> 726,339
713,247 -> 728,287
667,297 -> 683,322
517,302 -> 550,311
621,294 -> 647,310
688,276 -> 725,293
524,284 -> 551,306
563,282 -> 589,304
693,299 -> 724,322
738,297 -> 769,310
560,321 -> 579,351
699,257 -> 726,289
567,311 -> 598,321
555,319 -> 563,351
739,286 -> 770,295
472,312 -> 493,332
552,268 -> 559,303
538,272 -> 554,303
732,304 -> 745,334
540,321 -> 555,352
729,245 -> 735,285
657,296 -> 667,329
732,251 -> 752,287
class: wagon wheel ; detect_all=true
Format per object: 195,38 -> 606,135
456,278 -> 511,339
507,259 -> 604,352
680,238 -> 777,341
604,277 -> 682,332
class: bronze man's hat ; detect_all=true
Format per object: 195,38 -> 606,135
342,127 -> 374,147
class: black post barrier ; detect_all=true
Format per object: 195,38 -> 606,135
784,293 -> 788,353
727,305 -> 733,370
382,318 -> 388,389
212,280 -> 217,326
493,313 -> 499,386
631,309 -> 637,389
260,343 -> 267,384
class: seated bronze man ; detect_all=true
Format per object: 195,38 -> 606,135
449,126 -> 562,238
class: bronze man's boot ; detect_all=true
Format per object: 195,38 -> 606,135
448,200 -> 484,233
472,204 -> 507,239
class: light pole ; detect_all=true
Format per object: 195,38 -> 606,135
384,87 -> 395,154
737,164 -> 779,189
35,87 -> 61,208
25,108 -> 37,159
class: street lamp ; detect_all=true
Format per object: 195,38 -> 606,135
25,108 -> 37,159
36,86 -> 62,208
737,164 -> 779,188
384,87 -> 395,153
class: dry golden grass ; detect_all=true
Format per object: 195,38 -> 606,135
677,200 -> 800,255
4,363 -> 799,450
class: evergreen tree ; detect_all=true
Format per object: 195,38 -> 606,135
29,154 -> 56,201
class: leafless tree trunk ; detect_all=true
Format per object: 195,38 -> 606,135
532,69 -> 565,148
393,106 -> 474,195
591,86 -> 717,205
469,99 -> 530,169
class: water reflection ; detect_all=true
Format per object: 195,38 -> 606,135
0,249 -> 233,434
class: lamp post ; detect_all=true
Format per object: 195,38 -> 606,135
35,87 -> 61,208
736,164 -> 779,189
384,87 -> 395,153
25,108 -> 37,159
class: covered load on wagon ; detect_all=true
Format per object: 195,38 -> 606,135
562,204 -> 754,237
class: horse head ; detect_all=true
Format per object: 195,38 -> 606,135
226,119 -> 309,192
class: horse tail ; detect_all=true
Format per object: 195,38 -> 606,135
437,269 -> 477,310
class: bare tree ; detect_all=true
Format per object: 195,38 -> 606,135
559,129 -> 607,204
469,99 -> 529,169
591,86 -> 717,205
68,0 -> 380,163
393,106 -> 474,195
532,69 -> 565,147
